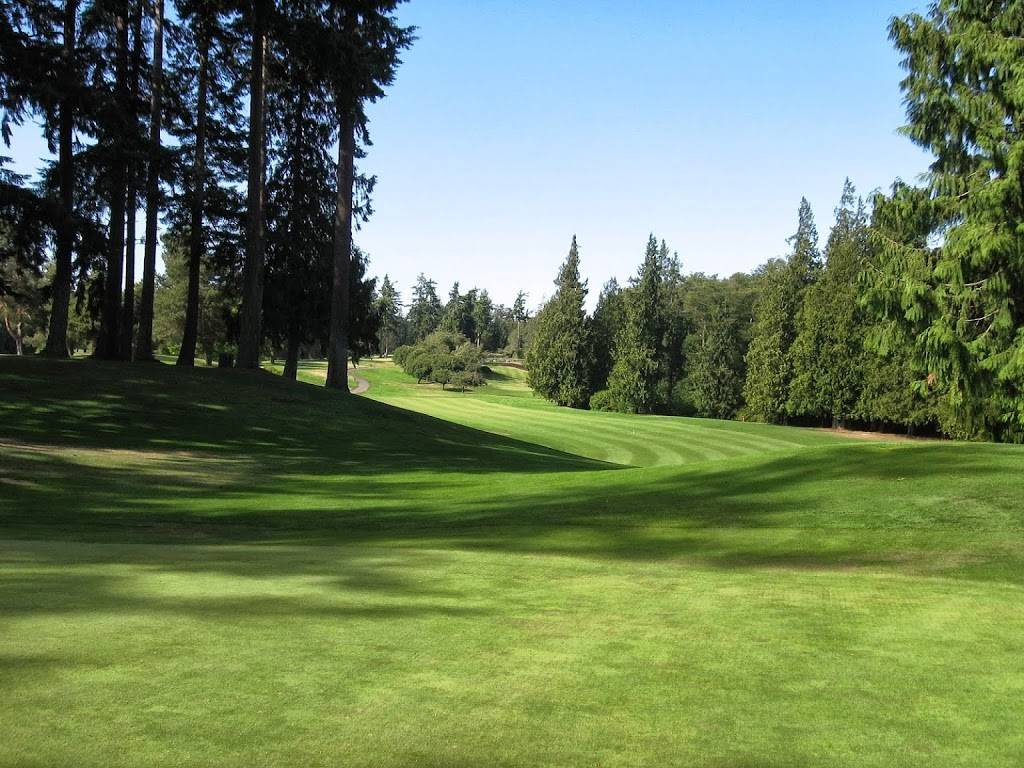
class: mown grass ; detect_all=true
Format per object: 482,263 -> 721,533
1,355 -> 1023,767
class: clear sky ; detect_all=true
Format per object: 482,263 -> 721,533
7,0 -> 932,312
357,0 -> 931,309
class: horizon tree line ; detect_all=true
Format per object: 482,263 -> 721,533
523,2 -> 1024,444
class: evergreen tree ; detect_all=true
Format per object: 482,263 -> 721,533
375,274 -> 401,355
92,0 -> 133,360
407,272 -> 441,340
526,235 -> 591,408
235,0 -> 270,369
870,2 -> 1024,440
788,180 -> 869,425
509,290 -> 529,358
471,288 -> 493,348
658,239 -> 687,389
346,245 -> 379,364
590,277 -> 624,392
118,1 -> 147,359
860,181 -> 941,433
743,199 -> 819,422
40,0 -> 81,357
682,280 -> 744,419
323,0 -> 414,389
134,0 -> 165,361
152,230 -> 230,364
607,234 -> 663,413
169,0 -> 245,367
260,0 -> 345,378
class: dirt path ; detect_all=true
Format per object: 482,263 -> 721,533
350,374 -> 370,395
812,426 -> 937,442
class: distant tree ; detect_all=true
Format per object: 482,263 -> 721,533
346,245 -> 379,364
0,257 -> 45,355
788,180 -> 870,426
658,240 -> 687,390
607,235 -> 663,413
152,232 -> 230,364
407,273 -> 442,340
683,282 -> 744,419
375,274 -> 402,355
471,288 -> 493,348
743,199 -> 819,422
590,278 -> 624,392
526,236 -> 591,408
440,282 -> 476,339
509,290 -> 529,358
396,329 -> 482,390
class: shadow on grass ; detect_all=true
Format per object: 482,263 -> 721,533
0,356 -> 610,474
2,356 -> 1023,595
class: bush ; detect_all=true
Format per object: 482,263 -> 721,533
392,345 -> 412,368
405,350 -> 434,382
588,389 -> 619,412
396,332 -> 483,391
668,380 -> 696,416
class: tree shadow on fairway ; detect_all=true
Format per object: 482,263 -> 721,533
2,356 -> 1023,587
0,356 -> 612,474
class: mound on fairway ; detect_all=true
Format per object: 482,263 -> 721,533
1,356 -> 1023,768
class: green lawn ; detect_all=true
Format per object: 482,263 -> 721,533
2,356 -> 1023,767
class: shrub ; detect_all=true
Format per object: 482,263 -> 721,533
405,350 -> 434,383
668,380 -> 696,417
589,389 -> 619,412
396,332 -> 483,391
392,345 -> 412,368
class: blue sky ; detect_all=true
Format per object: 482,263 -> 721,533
8,0 -> 932,311
357,0 -> 931,309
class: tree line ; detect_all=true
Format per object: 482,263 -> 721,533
526,3 -> 1024,443
372,273 -> 533,359
0,0 -> 413,386
2,2 -> 1022,440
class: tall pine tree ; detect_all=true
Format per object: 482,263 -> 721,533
788,180 -> 869,425
743,199 -> 819,422
607,234 -> 663,413
526,236 -> 591,408
869,2 -> 1024,440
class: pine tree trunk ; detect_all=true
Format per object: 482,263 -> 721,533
326,114 -> 355,390
177,28 -> 209,368
119,2 -> 144,360
236,0 -> 268,370
97,6 -> 129,360
134,0 -> 163,361
43,0 -> 77,359
121,185 -> 137,355
283,330 -> 299,381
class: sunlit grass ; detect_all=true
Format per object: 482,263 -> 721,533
1,355 -> 1022,767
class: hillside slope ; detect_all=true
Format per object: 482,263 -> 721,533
1,356 -> 1023,767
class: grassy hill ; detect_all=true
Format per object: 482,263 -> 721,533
2,356 -> 1023,767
